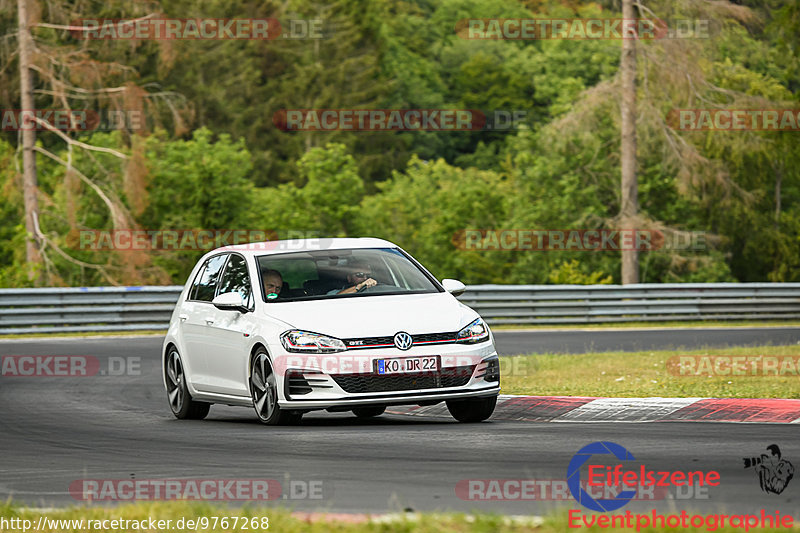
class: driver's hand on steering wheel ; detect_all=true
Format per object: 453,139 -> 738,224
356,278 -> 378,291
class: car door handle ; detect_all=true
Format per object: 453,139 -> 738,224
205,318 -> 215,325
179,314 -> 188,322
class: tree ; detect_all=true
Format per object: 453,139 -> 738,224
357,156 -> 512,283
620,0 -> 638,283
141,128 -> 256,282
548,260 -> 612,285
255,143 -> 364,236
5,0 -> 187,286
17,0 -> 41,283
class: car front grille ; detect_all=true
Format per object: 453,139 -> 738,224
330,365 -> 476,394
414,332 -> 458,343
343,331 -> 458,349
477,357 -> 500,383
287,374 -> 312,395
285,370 -> 333,398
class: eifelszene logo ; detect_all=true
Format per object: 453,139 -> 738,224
567,441 -> 637,512
743,445 -> 794,495
567,441 -> 721,512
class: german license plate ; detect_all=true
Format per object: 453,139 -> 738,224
376,356 -> 439,375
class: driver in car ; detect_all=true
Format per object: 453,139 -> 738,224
329,262 -> 377,294
262,269 -> 284,299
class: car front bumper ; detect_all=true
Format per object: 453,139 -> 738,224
279,384 -> 500,410
271,341 -> 500,410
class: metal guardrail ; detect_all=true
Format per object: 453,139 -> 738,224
0,286 -> 182,335
1,283 -> 799,334
460,283 -> 800,324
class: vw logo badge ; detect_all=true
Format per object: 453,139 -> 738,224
393,332 -> 413,351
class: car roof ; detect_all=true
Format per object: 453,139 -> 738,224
215,237 -> 399,258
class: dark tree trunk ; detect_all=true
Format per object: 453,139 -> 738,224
620,0 -> 639,284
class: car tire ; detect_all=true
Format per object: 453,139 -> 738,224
250,348 -> 303,426
165,347 -> 210,420
352,406 -> 386,418
446,395 -> 497,423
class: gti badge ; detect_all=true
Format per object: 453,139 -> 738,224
393,332 -> 413,351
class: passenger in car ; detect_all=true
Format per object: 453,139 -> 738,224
328,262 -> 378,295
262,269 -> 283,299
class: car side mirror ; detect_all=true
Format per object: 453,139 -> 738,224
212,292 -> 249,313
441,278 -> 466,297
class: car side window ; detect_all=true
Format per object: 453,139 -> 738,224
192,254 -> 228,302
188,264 -> 207,301
217,254 -> 253,308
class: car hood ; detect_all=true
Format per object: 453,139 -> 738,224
261,292 -> 478,338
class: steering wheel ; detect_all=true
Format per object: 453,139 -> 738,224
357,282 -> 399,294
356,282 -> 375,293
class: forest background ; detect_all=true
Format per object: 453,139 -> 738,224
1,0 -> 798,287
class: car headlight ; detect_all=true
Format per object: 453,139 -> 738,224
280,330 -> 347,353
456,318 -> 490,344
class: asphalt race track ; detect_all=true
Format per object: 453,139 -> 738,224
1,332 -> 798,517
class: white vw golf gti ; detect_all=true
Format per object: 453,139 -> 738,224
161,238 -> 500,425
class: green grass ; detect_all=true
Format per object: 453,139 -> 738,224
1,502 -> 796,532
499,344 -> 800,398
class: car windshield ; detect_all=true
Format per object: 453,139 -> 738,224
256,247 -> 441,302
